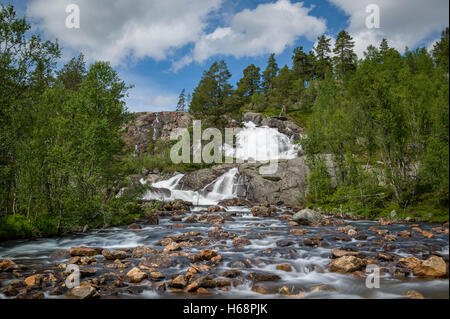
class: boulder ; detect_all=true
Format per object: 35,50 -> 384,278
65,286 -> 99,299
328,256 -> 365,273
199,249 -> 218,261
102,249 -> 130,260
0,259 -> 17,272
276,264 -> 293,272
251,206 -> 272,217
127,267 -> 148,283
331,249 -> 362,259
292,209 -> 323,225
247,272 -> 281,282
168,275 -> 186,289
413,256 -> 447,278
24,274 -> 44,287
69,247 -> 99,257
232,237 -> 252,248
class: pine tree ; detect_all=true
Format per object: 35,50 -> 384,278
236,64 -> 261,101
432,27 -> 449,70
292,46 -> 314,80
333,30 -> 357,78
262,53 -> 279,95
379,38 -> 389,56
189,60 -> 234,126
176,88 -> 186,111
314,35 -> 332,79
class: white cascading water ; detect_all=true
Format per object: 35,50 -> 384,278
142,122 -> 298,204
142,168 -> 239,205
224,121 -> 299,161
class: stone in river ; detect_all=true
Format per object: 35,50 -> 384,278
328,256 -> 365,274
102,249 -> 130,260
247,272 -> 281,282
199,249 -> 217,261
221,270 -> 242,278
0,259 -> 17,272
330,249 -> 362,259
126,267 -> 148,283
232,237 -> 252,248
276,264 -> 293,272
69,247 -> 99,257
406,290 -> 424,299
292,208 -> 323,225
24,274 -> 44,287
66,286 -> 99,299
276,240 -> 294,247
168,275 -> 186,289
413,256 -> 448,278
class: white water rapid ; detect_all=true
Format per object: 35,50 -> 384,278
142,168 -> 240,206
224,121 -> 299,161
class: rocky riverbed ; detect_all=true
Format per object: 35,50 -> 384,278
0,201 -> 448,299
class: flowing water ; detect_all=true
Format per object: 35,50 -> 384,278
0,205 -> 448,299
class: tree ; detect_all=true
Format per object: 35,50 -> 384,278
262,53 -> 279,95
189,60 -> 235,127
56,53 -> 86,90
292,46 -> 315,81
314,35 -> 332,79
432,27 -> 449,70
236,64 -> 261,103
333,30 -> 357,78
176,88 -> 186,111
379,38 -> 389,56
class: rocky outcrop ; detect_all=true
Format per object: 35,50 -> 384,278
292,208 -> 323,225
238,157 -> 309,204
124,111 -> 192,155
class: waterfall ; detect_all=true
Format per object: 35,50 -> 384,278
142,168 -> 240,205
224,121 -> 299,161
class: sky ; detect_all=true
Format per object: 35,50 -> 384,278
7,0 -> 450,112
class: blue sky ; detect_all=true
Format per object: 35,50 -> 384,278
8,0 -> 449,112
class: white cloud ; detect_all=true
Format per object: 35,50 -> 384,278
175,0 -> 326,70
27,0 -> 222,65
329,0 -> 449,57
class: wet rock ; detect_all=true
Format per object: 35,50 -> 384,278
0,259 -> 17,272
2,285 -> 18,297
330,249 -> 362,259
66,286 -> 99,299
230,259 -> 252,269
247,272 -> 281,282
126,267 -> 148,283
232,237 -> 252,248
127,223 -> 142,230
208,227 -> 237,239
207,205 -> 226,213
218,198 -> 251,207
79,266 -> 97,277
24,274 -> 44,287
141,255 -> 174,268
132,246 -> 158,258
377,252 -> 396,262
70,247 -> 99,257
102,249 -> 130,260
199,249 -> 218,261
50,250 -> 71,260
221,270 -> 242,278
163,242 -> 181,253
328,256 -> 365,274
149,272 -> 165,280
28,292 -> 45,299
251,285 -> 272,295
168,275 -> 186,289
184,215 -> 198,223
251,206 -> 272,217
406,290 -> 424,299
398,257 -> 422,271
145,215 -> 159,225
276,264 -> 293,272
413,256 -> 447,278
398,230 -> 411,237
292,209 -> 323,225
290,229 -> 309,236
276,240 -> 294,247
